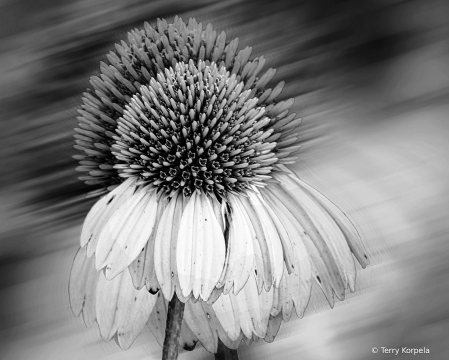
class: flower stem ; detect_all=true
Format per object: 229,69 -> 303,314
162,294 -> 185,360
215,339 -> 239,360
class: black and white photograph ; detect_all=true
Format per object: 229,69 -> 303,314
1,1 -> 448,359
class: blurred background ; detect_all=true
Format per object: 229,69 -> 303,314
1,0 -> 448,359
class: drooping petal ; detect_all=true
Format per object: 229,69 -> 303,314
154,194 -> 184,300
146,292 -> 198,351
263,187 -> 332,307
128,246 -> 147,290
81,178 -> 136,256
265,184 -> 346,301
275,173 -> 357,294
95,187 -> 158,280
146,291 -> 166,346
206,286 -> 224,306
176,191 -> 225,301
229,273 -> 273,339
201,302 -> 242,350
278,265 -> 294,322
183,300 -> 218,353
179,319 -> 199,352
246,191 -> 285,289
68,247 -> 98,327
239,196 -> 273,292
218,194 -> 255,295
198,195 -> 226,300
129,198 -> 165,292
95,269 -> 157,349
279,174 -> 356,291
176,192 -> 196,298
289,173 -> 369,269
144,198 -> 167,294
264,312 -> 283,343
260,187 -> 313,316
212,293 -> 240,341
252,188 -> 295,274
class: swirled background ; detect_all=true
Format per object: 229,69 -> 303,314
1,0 -> 449,359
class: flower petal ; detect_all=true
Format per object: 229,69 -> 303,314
146,292 -> 199,351
218,194 -> 254,295
96,269 -> 157,349
128,200 -> 167,291
260,188 -> 313,317
146,291 -> 167,347
198,194 -> 226,300
96,187 -> 158,280
83,178 -> 136,256
278,265 -> 294,322
230,273 -> 273,339
201,301 -> 242,350
212,293 -> 240,341
290,174 -> 369,269
264,312 -> 283,343
253,188 -> 295,274
177,192 -> 225,301
68,247 -> 98,327
277,174 -> 356,296
183,300 -> 218,353
154,194 -> 183,300
266,184 -> 345,301
239,196 -> 272,292
176,192 -> 196,298
246,191 -> 285,289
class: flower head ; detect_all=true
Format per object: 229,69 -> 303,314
70,17 -> 369,353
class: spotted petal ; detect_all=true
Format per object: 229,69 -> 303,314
95,269 -> 157,349
95,187 -> 158,280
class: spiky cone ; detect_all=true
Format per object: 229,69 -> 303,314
69,17 -> 369,356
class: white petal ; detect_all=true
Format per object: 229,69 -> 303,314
95,270 -> 157,349
278,174 -> 355,296
129,202 -> 168,291
280,166 -> 369,268
183,300 -> 218,353
177,192 -> 225,301
239,196 -> 272,291
292,174 -> 368,269
198,195 -> 226,300
265,185 -> 344,303
212,293 -> 240,341
230,273 -> 273,339
145,202 -> 167,294
146,291 -> 199,351
206,287 -> 224,306
219,195 -> 254,295
255,189 -> 295,274
262,189 -> 314,313
68,247 -> 98,327
192,194 -> 205,299
201,301 -> 242,350
247,191 -> 284,288
84,178 -> 136,256
146,291 -> 167,347
176,192 -> 196,298
128,246 -> 147,290
264,313 -> 283,343
154,195 -> 182,300
96,188 -> 158,280
179,320 -> 199,351
278,265 -> 294,322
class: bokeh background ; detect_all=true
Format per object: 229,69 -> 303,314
1,0 -> 449,359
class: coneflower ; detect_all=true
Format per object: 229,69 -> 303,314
70,16 -> 369,359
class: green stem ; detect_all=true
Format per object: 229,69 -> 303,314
215,339 -> 239,360
162,294 -> 185,360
